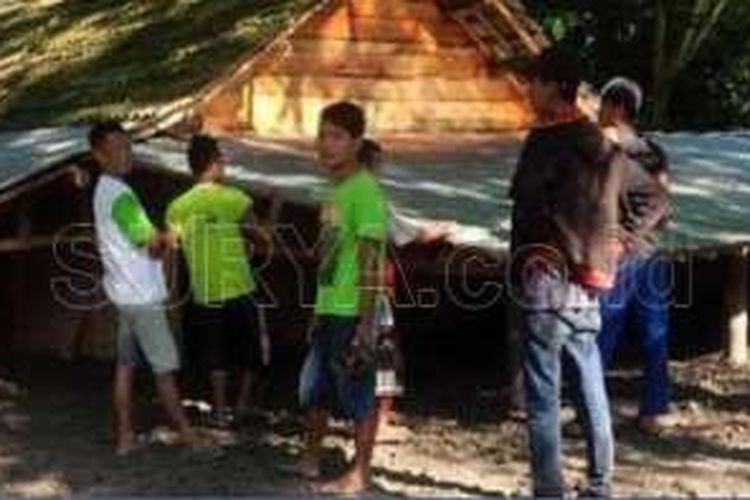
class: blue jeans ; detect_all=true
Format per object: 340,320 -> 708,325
521,269 -> 614,497
599,254 -> 671,417
299,316 -> 376,422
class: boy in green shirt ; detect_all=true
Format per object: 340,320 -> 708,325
297,102 -> 389,493
167,135 -> 264,429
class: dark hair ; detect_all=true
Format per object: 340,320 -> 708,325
602,85 -> 639,121
526,46 -> 584,104
358,139 -> 383,170
320,101 -> 366,138
88,121 -> 125,149
188,134 -> 221,177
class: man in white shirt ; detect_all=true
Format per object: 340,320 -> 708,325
90,121 -> 197,455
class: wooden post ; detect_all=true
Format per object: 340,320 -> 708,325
725,245 -> 749,366
241,81 -> 254,131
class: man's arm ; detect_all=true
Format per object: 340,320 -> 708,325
241,207 -> 274,259
354,237 -> 386,348
111,192 -> 165,257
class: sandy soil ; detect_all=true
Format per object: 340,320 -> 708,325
1,353 -> 749,497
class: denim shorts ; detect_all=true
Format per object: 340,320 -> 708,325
298,316 -> 376,422
116,304 -> 180,374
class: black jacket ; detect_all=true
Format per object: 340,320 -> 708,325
510,118 -> 626,289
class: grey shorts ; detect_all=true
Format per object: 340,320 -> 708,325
116,304 -> 180,374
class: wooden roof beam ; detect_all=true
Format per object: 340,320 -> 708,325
484,0 -> 545,56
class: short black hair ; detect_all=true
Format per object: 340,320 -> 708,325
526,46 -> 584,104
320,101 -> 366,138
188,134 -> 221,177
358,139 -> 383,169
601,85 -> 639,121
88,121 -> 125,149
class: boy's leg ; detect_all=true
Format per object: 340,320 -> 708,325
377,396 -> 394,422
317,317 -> 377,492
323,409 -> 378,492
113,308 -> 141,454
210,370 -> 229,412
132,305 -> 196,442
113,364 -> 137,454
229,296 -> 262,418
298,318 -> 333,478
155,371 -> 196,440
301,407 -> 329,477
564,311 -> 614,497
192,302 -> 230,417
235,369 -> 254,418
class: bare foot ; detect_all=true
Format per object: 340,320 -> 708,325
316,469 -> 369,495
637,414 -> 682,435
115,433 -> 145,456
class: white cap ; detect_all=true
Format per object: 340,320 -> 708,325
601,77 -> 644,114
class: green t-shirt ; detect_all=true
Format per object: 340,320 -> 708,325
167,182 -> 255,305
315,169 -> 389,317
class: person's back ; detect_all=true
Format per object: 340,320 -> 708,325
603,124 -> 671,254
167,182 -> 255,305
93,174 -> 167,306
511,115 -> 621,291
166,134 -> 262,429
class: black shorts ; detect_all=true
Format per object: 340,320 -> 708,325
190,295 -> 262,372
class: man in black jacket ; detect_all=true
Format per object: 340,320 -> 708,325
509,47 -> 621,498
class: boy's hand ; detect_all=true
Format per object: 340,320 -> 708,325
147,232 -> 172,259
338,322 -> 376,377
353,319 -> 377,352
306,316 -> 319,344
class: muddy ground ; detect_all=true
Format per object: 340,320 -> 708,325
1,353 -> 749,497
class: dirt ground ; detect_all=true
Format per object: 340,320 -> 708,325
1,353 -> 750,497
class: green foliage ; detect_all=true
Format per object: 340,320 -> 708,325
526,0 -> 747,130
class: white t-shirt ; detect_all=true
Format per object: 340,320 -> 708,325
93,175 -> 167,306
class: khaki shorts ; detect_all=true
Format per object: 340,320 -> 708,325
116,304 -> 180,374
